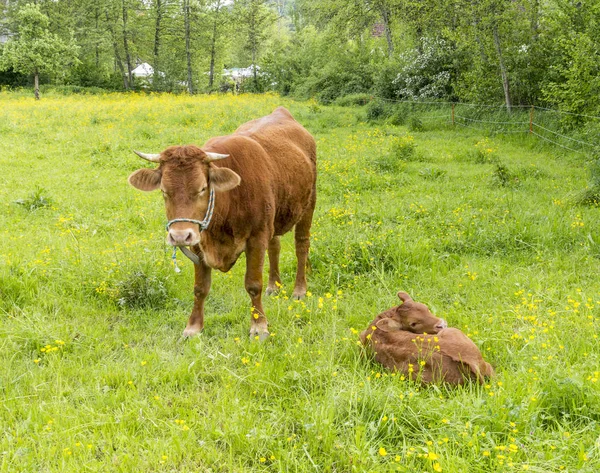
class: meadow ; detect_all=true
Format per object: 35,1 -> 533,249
1,91 -> 599,472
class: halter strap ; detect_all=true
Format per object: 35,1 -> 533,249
166,188 -> 215,268
165,188 -> 215,232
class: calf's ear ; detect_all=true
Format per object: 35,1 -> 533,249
128,168 -> 161,191
397,291 -> 413,304
375,318 -> 402,332
209,166 -> 241,192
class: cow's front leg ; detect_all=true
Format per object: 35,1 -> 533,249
183,257 -> 212,338
245,238 -> 269,341
266,235 -> 282,295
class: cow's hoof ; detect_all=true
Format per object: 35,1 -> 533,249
266,286 -> 279,296
249,328 -> 270,342
182,325 -> 203,338
292,289 -> 306,300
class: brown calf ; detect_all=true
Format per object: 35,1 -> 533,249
128,107 -> 317,340
360,292 -> 494,384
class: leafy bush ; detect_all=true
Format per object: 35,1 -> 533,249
492,163 -> 519,187
576,157 -> 600,206
386,109 -> 406,126
334,93 -> 373,107
14,187 -> 53,211
115,271 -> 169,310
390,134 -> 418,162
389,37 -> 458,101
366,100 -> 390,121
408,116 -> 424,132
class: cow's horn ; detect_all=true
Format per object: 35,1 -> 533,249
133,150 -> 161,162
205,152 -> 229,162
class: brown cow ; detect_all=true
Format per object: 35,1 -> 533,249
360,292 -> 494,384
128,107 -> 317,340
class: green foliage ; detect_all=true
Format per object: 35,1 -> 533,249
334,93 -> 373,107
0,4 -> 79,84
389,37 -> 458,101
115,271 -> 169,310
366,100 -> 389,120
492,163 -> 518,187
14,186 -> 53,211
576,156 -> 600,206
390,133 -> 418,161
408,115 -> 424,132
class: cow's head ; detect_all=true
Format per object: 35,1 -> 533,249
128,145 -> 241,246
376,292 -> 448,334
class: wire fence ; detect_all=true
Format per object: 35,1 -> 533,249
375,97 -> 600,155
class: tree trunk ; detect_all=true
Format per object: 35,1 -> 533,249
153,0 -> 163,88
122,0 -> 133,87
34,71 -> 39,100
380,2 -> 394,57
105,10 -> 128,89
208,3 -> 220,90
493,22 -> 511,112
531,0 -> 540,40
252,47 -> 257,88
472,13 -> 487,62
95,8 -> 100,68
184,0 -> 194,94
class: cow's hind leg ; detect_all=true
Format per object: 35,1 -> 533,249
293,194 -> 316,300
183,258 -> 212,338
245,237 -> 269,341
266,235 -> 282,295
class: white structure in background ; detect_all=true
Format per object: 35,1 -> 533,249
132,63 -> 156,79
223,65 -> 261,81
131,62 -> 165,87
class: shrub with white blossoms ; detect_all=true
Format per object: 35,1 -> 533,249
391,37 -> 456,101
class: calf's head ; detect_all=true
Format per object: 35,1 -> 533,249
376,292 -> 448,334
128,145 -> 241,246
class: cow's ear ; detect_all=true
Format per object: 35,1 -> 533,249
209,167 -> 241,192
128,168 -> 161,191
375,318 -> 402,333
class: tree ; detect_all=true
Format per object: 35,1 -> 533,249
183,0 -> 194,94
206,0 -> 230,91
0,3 -> 79,99
235,0 -> 276,90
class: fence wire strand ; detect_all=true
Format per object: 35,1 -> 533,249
532,122 -> 597,148
531,131 -> 584,154
374,97 -> 600,153
454,114 -> 528,125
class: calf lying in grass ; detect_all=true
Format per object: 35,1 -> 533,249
360,292 -> 494,385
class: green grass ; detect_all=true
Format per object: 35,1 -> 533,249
1,90 -> 599,472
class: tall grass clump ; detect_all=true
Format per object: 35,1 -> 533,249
576,155 -> 600,205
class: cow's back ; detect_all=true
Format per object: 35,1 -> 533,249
203,107 -> 316,237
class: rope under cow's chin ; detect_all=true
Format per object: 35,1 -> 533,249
165,188 -> 215,272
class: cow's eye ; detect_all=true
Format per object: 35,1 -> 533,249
410,322 -> 418,328
198,186 -> 207,196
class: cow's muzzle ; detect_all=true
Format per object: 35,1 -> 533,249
435,319 -> 448,331
167,228 -> 200,246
